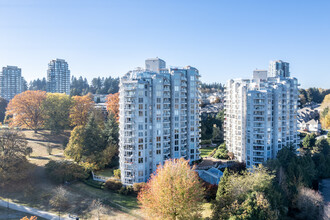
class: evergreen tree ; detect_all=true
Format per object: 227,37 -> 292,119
103,112 -> 119,146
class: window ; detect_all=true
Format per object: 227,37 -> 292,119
139,98 -> 143,103
138,171 -> 143,177
175,146 -> 179,151
156,136 -> 161,142
138,144 -> 143,150
156,150 -> 161,155
138,138 -> 143,143
138,158 -> 143,163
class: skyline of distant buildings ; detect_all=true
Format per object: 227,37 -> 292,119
224,60 -> 299,167
119,58 -> 201,185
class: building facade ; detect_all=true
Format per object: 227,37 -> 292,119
0,66 -> 24,100
224,61 -> 299,168
47,59 -> 70,94
119,59 -> 201,185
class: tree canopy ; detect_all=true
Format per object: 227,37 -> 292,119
42,93 -> 72,133
138,158 -> 204,220
6,90 -> 47,132
0,131 -> 32,188
70,94 -> 94,127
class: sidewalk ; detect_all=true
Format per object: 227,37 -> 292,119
0,199 -> 71,220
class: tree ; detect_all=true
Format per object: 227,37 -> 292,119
65,125 -> 85,163
295,187 -> 324,219
103,112 -> 119,146
302,133 -> 317,150
313,137 -> 330,155
138,158 -> 204,219
65,112 -> 117,169
70,94 -> 94,126
213,143 -> 228,159
45,160 -> 88,183
113,168 -> 121,179
106,93 -> 119,121
49,186 -> 70,218
0,130 -> 32,188
6,90 -> 46,133
70,76 -> 90,96
29,78 -> 47,91
43,93 -> 72,133
213,166 -> 282,220
0,97 -> 7,123
89,199 -> 107,220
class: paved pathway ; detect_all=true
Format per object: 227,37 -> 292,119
0,199 -> 71,220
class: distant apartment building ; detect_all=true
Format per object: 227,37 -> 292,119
0,66 -> 24,100
47,59 -> 70,94
119,58 -> 201,185
224,60 -> 299,167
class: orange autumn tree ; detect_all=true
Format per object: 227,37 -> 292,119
106,93 -> 119,121
138,158 -> 204,219
6,90 -> 46,133
70,94 -> 94,127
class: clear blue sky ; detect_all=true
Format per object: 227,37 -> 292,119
0,0 -> 329,88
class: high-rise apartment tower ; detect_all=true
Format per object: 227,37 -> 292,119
47,59 -> 70,94
119,59 -> 201,185
0,66 -> 24,100
224,60 -> 299,168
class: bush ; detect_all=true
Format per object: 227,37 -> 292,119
83,178 -> 104,189
133,182 -> 146,194
105,178 -> 122,191
118,186 -> 134,195
45,160 -> 89,184
212,143 -> 229,159
113,169 -> 121,179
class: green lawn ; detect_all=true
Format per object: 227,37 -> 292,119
69,182 -> 140,215
94,168 -> 116,177
200,146 -> 217,157
0,206 -> 46,220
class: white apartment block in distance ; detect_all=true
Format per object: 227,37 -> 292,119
224,60 -> 299,168
47,59 -> 70,95
0,66 -> 24,100
119,58 -> 201,185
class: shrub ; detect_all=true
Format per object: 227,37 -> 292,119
45,160 -> 89,183
119,186 -> 134,195
105,178 -> 122,191
133,182 -> 146,194
83,178 -> 104,189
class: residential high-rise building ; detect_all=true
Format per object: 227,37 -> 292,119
145,57 -> 166,73
119,59 -> 201,185
224,61 -> 299,168
47,59 -> 70,94
268,60 -> 290,77
0,66 -> 24,100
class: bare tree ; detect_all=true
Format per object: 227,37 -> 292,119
49,186 -> 70,219
296,187 -> 324,219
89,199 -> 107,220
